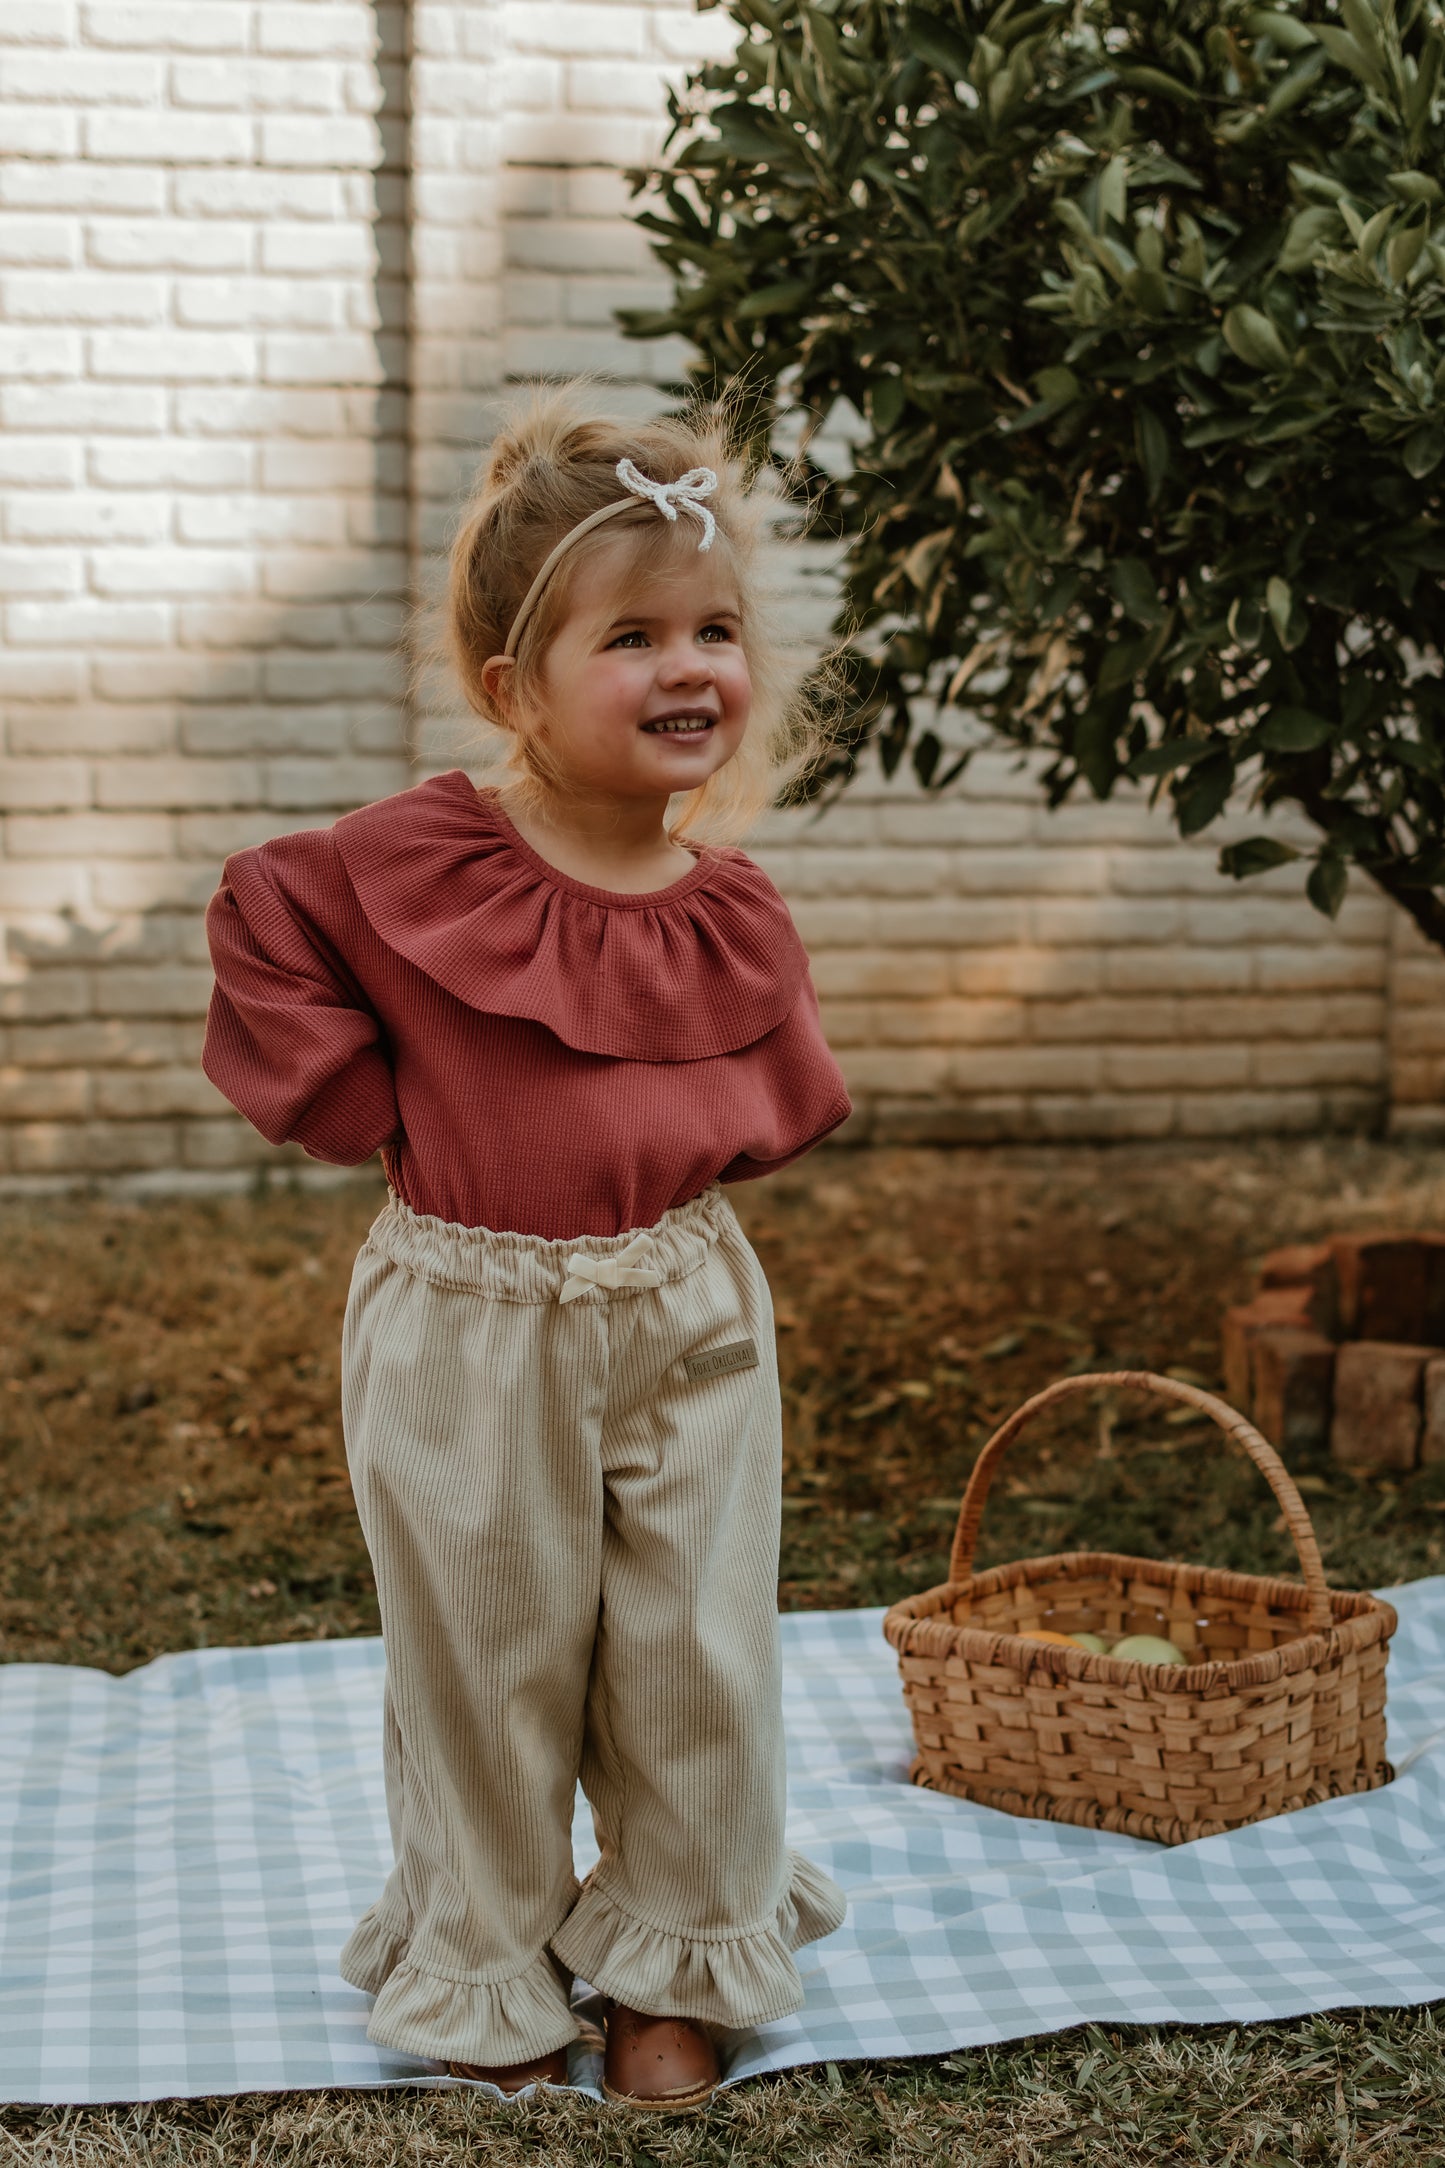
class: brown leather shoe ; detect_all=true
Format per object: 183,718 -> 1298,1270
448,2046 -> 569,2094
602,2001 -> 720,2111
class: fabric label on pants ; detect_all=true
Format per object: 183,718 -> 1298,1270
683,1337 -> 759,1382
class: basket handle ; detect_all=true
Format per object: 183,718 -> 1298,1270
948,1369 -> 1333,1634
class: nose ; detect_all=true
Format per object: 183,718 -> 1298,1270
656,637 -> 714,686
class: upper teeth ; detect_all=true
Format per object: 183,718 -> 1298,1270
646,718 -> 712,732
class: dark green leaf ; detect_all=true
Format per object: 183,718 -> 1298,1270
1222,305 -> 1292,373
1035,365 -> 1080,406
1277,204 -> 1338,273
1246,10 -> 1319,54
616,308 -> 680,339
1307,855 -> 1349,917
1386,170 -> 1444,206
1135,407 -> 1170,501
734,277 -> 814,321
1097,637 -> 1146,695
1114,65 -> 1196,105
1391,736 -> 1443,778
1263,46 -> 1326,121
1130,738 -> 1222,778
1312,23 -> 1388,95
1110,558 -> 1165,627
870,375 -> 906,433
907,19 -> 972,80
1074,703 -> 1124,798
1403,424 -> 1445,478
711,105 -> 785,163
1258,707 -> 1335,751
912,728 -> 942,788
1407,35 -> 1444,130
1219,836 -> 1303,878
1173,751 -> 1235,835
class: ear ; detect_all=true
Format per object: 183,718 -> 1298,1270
480,652 -> 515,719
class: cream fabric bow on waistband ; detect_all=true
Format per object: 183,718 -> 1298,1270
558,1230 -> 666,1305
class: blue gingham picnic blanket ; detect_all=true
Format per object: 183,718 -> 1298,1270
1,1582 -> 1444,2103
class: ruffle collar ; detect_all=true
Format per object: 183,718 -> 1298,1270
332,771 -> 810,1062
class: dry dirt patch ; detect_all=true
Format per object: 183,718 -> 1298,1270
4,1138 -> 1442,1668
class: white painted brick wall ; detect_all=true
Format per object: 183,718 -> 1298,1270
0,0 -> 410,1185
0,0 -> 1426,1187
741,763 -> 1392,1148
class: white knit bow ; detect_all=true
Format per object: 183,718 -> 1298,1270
615,458 -> 718,551
559,1230 -> 665,1305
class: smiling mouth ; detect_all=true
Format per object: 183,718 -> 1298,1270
641,715 -> 716,734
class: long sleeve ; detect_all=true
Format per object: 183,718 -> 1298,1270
715,972 -> 852,1188
202,835 -> 400,1167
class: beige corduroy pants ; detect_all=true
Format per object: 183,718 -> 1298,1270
336,1182 -> 846,2067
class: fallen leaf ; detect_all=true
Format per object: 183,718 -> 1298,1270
846,1392 -> 898,1421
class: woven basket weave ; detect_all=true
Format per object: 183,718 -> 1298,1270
883,1370 -> 1396,1844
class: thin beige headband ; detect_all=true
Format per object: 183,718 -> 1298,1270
501,458 -> 720,659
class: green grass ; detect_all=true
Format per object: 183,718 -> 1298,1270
5,2009 -> 1443,2166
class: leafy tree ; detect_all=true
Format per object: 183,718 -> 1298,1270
624,0 -> 1445,945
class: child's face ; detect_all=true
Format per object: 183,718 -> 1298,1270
531,536 -> 752,804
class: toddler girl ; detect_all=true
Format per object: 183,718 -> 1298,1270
201,390 -> 851,2110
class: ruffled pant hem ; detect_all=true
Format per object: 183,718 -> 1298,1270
548,1849 -> 847,2028
339,1904 -> 581,2065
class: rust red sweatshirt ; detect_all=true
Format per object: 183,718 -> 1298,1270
201,771 -> 852,1239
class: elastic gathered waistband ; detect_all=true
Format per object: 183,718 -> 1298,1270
364,1183 -> 732,1304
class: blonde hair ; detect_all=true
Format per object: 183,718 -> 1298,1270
442,383 -> 837,848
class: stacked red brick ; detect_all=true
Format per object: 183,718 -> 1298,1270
1223,1237 -> 1445,1471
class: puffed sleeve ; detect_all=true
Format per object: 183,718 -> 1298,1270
202,834 -> 400,1167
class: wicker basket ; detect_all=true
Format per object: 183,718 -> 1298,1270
883,1370 -> 1396,1844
